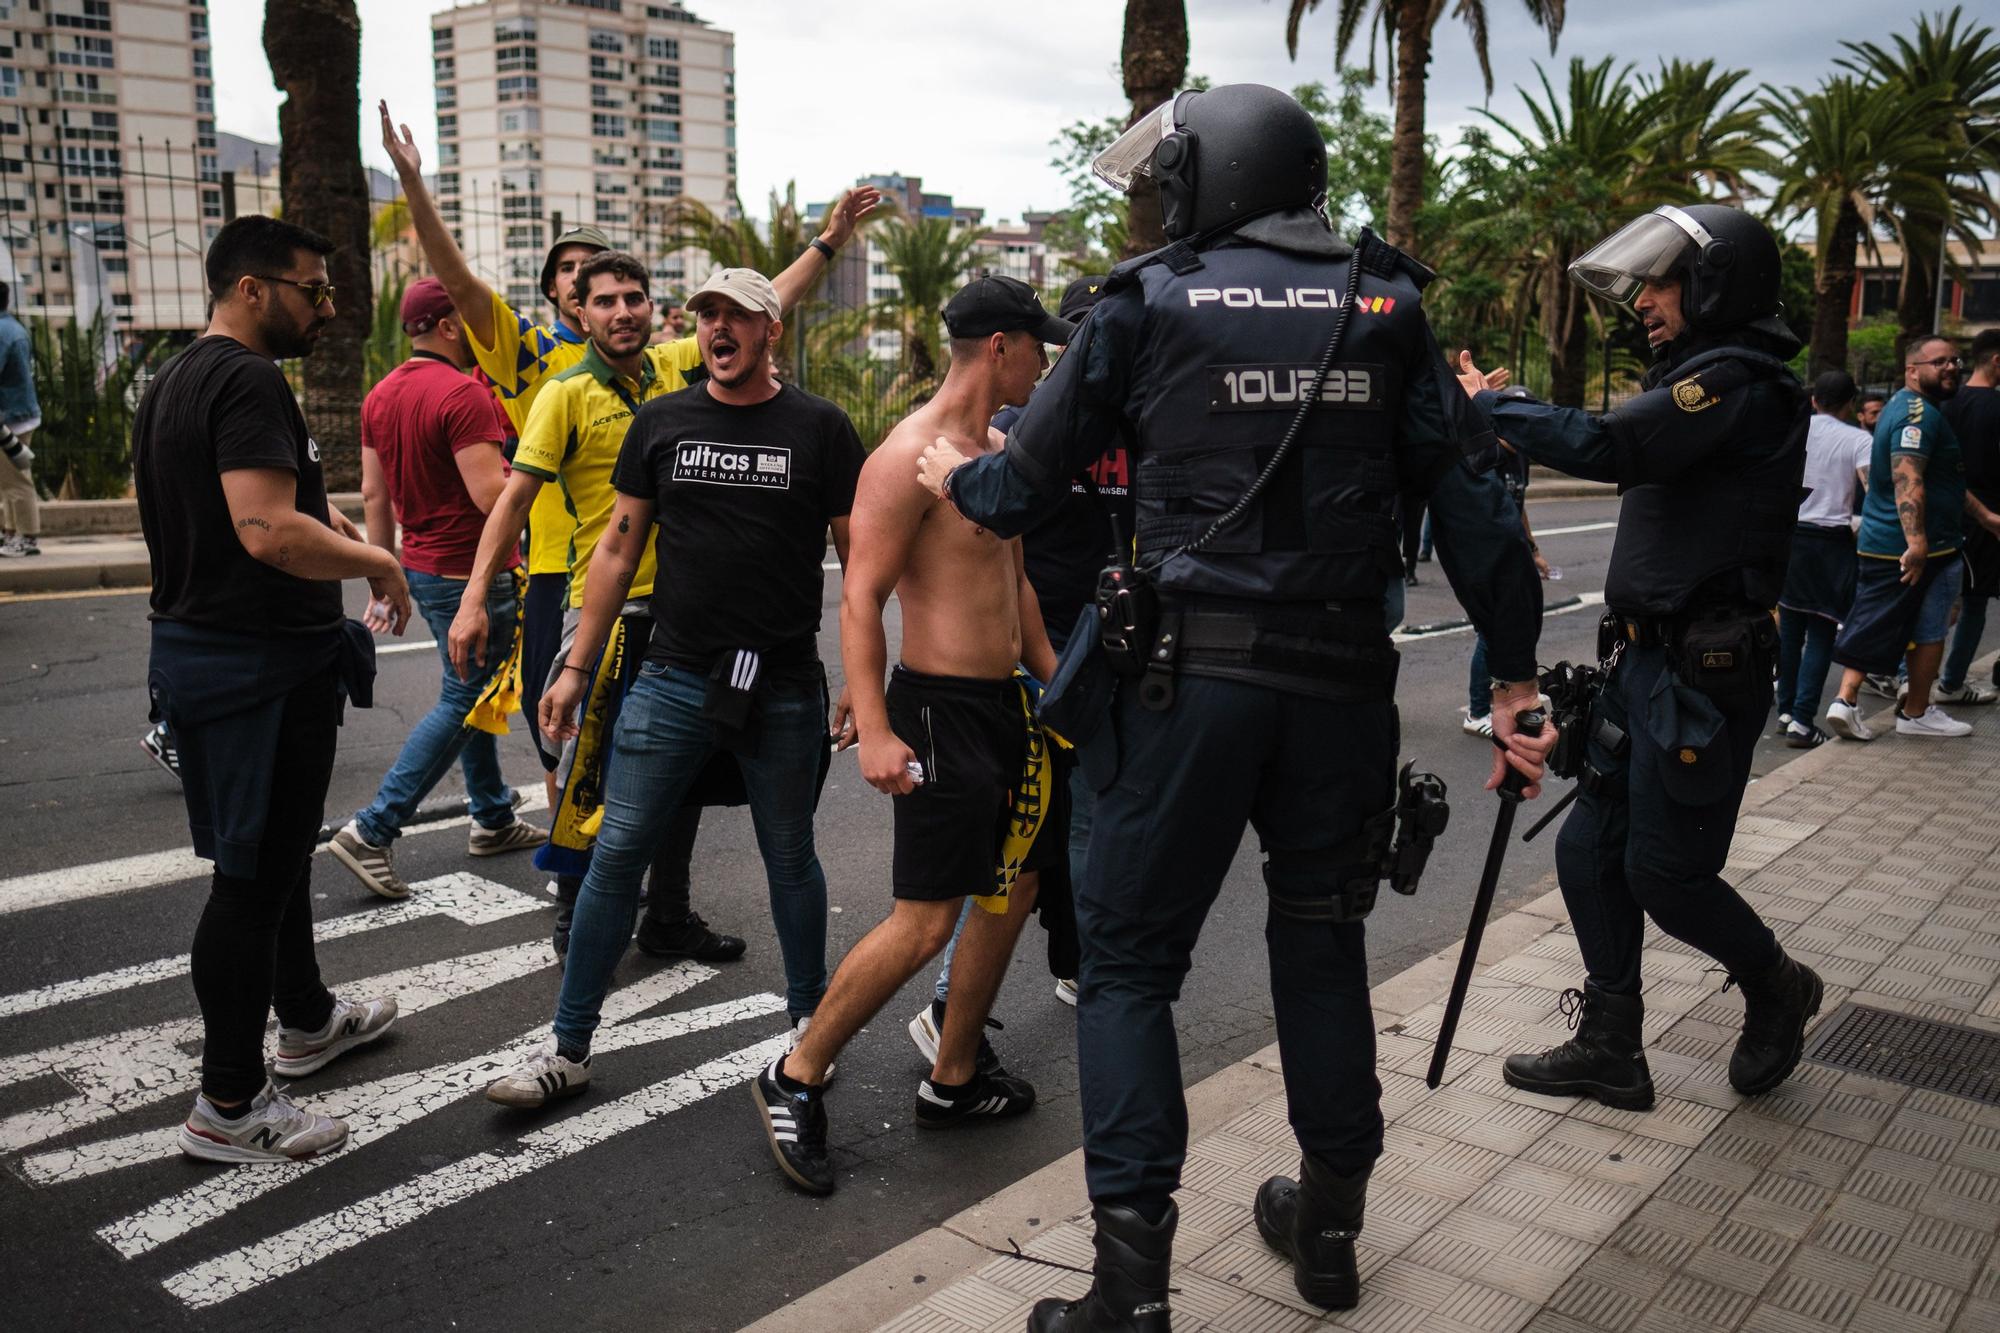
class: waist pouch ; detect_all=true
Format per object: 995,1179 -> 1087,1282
1676,615 -> 1777,697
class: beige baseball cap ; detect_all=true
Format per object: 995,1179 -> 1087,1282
686,267 -> 780,320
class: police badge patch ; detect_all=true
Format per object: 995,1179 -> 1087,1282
1671,376 -> 1718,413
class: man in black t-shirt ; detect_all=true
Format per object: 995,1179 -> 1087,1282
135,215 -> 413,1167
1941,328 -> 2000,699
485,267 -> 865,1110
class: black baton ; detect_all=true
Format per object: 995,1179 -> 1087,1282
1426,709 -> 1545,1089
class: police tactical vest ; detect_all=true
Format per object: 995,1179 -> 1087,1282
1119,239 -> 1430,604
1606,345 -> 1808,617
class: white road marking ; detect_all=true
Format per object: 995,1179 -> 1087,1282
0,934 -> 556,1155
1393,590 -> 1606,644
0,873 -> 541,1019
1531,519 -> 1618,537
162,1035 -> 787,1309
0,793 -> 547,919
377,638 -> 439,655
96,991 -> 781,1256
20,956 -> 717,1189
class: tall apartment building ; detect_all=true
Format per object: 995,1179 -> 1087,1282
0,0 -> 217,332
429,0 -> 734,315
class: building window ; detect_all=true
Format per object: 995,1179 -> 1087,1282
591,113 -> 626,138
433,55 -> 455,81
497,76 -> 538,103
505,224 -> 540,249
432,25 -> 453,52
1963,276 -> 2000,323
502,194 -> 544,220
588,29 -> 623,52
1859,274 -> 1900,318
642,62 -> 679,89
724,98 -> 733,121
589,54 -> 623,81
567,0 -> 624,12
498,108 -> 540,133
591,84 -> 621,111
56,36 -> 114,69
437,112 -> 457,138
646,36 -> 678,60
0,68 -> 16,99
494,17 -> 536,41
593,146 -> 627,166
649,93 -> 680,116
643,118 -> 680,143
500,139 -> 541,162
500,168 -> 541,193
54,0 -> 112,31
435,171 -> 460,194
436,142 -> 458,166
435,84 -> 455,111
496,45 -> 536,73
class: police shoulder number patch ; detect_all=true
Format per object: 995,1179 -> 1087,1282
1671,375 -> 1719,413
1208,363 -> 1385,413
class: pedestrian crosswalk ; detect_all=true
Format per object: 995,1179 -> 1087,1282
1,828 -> 794,1314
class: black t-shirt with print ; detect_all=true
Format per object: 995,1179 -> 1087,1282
134,336 -> 344,635
614,382 -> 865,671
995,403 -> 1136,642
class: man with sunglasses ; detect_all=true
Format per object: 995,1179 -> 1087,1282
136,215 -> 411,1164
1829,335 -> 1981,739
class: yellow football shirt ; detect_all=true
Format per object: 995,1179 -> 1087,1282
511,339 -> 706,608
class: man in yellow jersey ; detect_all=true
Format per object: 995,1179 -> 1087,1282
447,252 -> 735,962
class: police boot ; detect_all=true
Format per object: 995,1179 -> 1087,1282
1253,1156 -> 1369,1310
1727,951 -> 1824,1096
1502,984 -> 1654,1110
1027,1202 -> 1176,1333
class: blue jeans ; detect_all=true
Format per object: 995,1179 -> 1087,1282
1777,609 -> 1837,722
353,569 -> 518,845
555,662 -> 830,1045
1941,590 -> 1987,691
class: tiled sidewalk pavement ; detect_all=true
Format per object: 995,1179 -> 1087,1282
853,698 -> 2000,1333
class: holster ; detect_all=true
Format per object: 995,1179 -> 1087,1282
1268,763 -> 1449,923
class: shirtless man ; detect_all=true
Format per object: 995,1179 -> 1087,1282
751,276 -> 1074,1196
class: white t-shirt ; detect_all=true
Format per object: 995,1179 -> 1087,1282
1798,413 -> 1872,529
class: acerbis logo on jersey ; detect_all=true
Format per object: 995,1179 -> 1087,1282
1186,287 -> 1396,313
671,441 -> 791,489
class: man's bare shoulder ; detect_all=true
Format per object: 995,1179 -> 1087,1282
872,406 -> 944,462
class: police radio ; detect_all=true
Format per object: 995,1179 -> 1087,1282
1095,516 -> 1156,680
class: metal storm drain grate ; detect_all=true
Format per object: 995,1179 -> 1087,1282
1803,1003 -> 2000,1106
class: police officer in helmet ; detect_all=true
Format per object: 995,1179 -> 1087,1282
916,83 -> 1553,1330
1460,205 -> 1824,1115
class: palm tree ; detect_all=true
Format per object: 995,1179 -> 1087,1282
1838,6 -> 2000,356
1636,59 -> 1773,203
1284,0 -> 1565,254
1764,76 -> 1955,375
265,0 -> 373,489
1466,58 -> 1687,406
871,214 -> 987,382
667,183 -> 827,373
1120,0 -> 1188,255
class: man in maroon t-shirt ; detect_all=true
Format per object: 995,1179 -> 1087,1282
329,279 -> 546,899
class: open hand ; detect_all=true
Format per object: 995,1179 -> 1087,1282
819,186 -> 885,250
379,100 -> 421,178
1457,350 -> 1511,397
916,437 -> 964,503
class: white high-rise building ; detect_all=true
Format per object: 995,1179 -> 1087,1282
429,0 -> 735,314
0,0 -> 218,331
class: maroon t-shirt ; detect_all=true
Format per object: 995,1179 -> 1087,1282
361,353 -> 509,577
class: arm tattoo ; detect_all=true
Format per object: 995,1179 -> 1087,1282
1892,455 -> 1926,543
617,514 -> 631,534
276,544 -> 293,568
235,517 -> 272,533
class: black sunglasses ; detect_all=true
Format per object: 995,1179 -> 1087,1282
252,274 -> 336,307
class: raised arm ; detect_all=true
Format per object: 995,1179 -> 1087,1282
770,186 -> 884,316
380,101 -> 497,349
841,437 -> 930,795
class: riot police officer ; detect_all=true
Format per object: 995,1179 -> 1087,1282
915,84 -> 1553,1331
1461,205 -> 1824,1114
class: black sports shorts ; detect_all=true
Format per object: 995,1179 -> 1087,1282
520,570 -> 569,771
886,665 -> 1067,902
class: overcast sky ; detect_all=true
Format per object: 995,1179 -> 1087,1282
208,0 -> 1919,223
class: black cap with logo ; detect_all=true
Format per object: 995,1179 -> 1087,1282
944,275 -> 1075,344
1058,275 -> 1110,325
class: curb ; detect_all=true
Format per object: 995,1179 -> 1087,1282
0,555 -> 151,596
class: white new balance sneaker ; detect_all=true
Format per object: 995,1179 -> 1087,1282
274,994 -> 398,1077
1895,705 -> 1973,738
1826,698 -> 1874,742
178,1080 -> 348,1164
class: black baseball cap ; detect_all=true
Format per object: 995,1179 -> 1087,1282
944,274 -> 1074,344
1811,369 -> 1857,411
1059,274 -> 1109,324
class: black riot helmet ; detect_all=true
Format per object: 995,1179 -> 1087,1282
1092,84 -> 1327,242
1569,204 -> 1786,337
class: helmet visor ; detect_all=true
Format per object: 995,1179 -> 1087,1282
1568,210 -> 1699,305
1092,97 -> 1180,194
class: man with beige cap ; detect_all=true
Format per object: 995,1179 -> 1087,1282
486,266 -> 867,1109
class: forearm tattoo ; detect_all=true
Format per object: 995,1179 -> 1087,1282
617,514 -> 630,534
1892,455 -> 1926,542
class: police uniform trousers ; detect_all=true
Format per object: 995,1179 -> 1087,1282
1075,674 -> 1393,1213
1554,642 -> 1781,998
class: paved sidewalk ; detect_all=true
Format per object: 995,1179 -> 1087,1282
0,533 -> 150,595
762,686 -> 2000,1333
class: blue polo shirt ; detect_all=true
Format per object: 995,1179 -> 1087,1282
1855,387 -> 1963,558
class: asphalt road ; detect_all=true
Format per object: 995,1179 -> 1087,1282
0,495 -> 1817,1330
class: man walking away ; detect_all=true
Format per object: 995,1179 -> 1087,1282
0,280 -> 42,558
1829,336 -> 1978,740
1776,371 -> 1873,747
1940,328 -> 2000,702
136,216 -> 410,1164
328,278 -> 545,899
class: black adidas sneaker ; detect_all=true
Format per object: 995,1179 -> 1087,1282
752,1058 -> 834,1194
913,1070 -> 1037,1128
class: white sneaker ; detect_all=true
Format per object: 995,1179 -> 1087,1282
1826,698 -> 1874,742
1895,705 -> 1973,737
1935,681 -> 1999,706
1055,977 -> 1079,1007
178,1079 -> 348,1164
274,994 -> 398,1077
1460,708 -> 1494,738
907,1002 -> 943,1066
1772,711 -> 1793,736
792,1015 -> 837,1084
485,1041 -> 592,1108
1861,673 -> 1902,701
